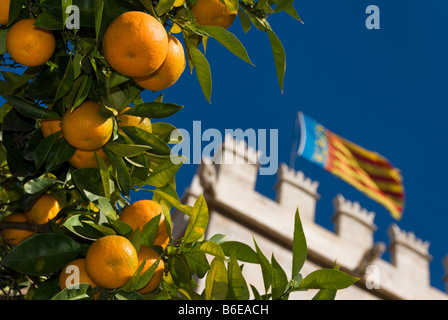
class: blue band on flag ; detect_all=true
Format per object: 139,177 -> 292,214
297,112 -> 329,168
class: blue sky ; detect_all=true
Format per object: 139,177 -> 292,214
1,0 -> 447,293
140,1 -> 448,292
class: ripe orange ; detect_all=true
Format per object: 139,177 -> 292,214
133,34 -> 186,92
0,0 -> 10,25
59,258 -> 97,291
68,148 -> 109,169
102,11 -> 168,77
119,200 -> 170,249
41,118 -> 62,138
0,213 -> 34,246
61,101 -> 113,151
6,19 -> 56,67
117,107 -> 152,134
85,235 -> 139,289
137,246 -> 164,294
25,193 -> 60,225
191,0 -> 238,29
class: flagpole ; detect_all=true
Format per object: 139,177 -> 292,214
289,111 -> 301,169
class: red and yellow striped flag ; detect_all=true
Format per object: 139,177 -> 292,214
297,112 -> 404,219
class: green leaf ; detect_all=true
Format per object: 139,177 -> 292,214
267,29 -> 286,93
156,0 -> 175,15
205,257 -> 228,300
292,208 -> 307,277
312,288 -> 337,300
183,194 -> 209,243
103,148 -> 131,196
95,151 -> 111,199
72,167 -> 107,199
299,269 -> 359,290
140,214 -> 162,247
94,0 -> 104,42
135,256 -> 162,291
104,141 -> 149,157
220,241 -> 258,263
123,102 -> 184,119
200,240 -> 226,259
7,96 -> 60,119
152,187 -> 193,216
253,237 -> 272,293
145,158 -> 183,188
51,283 -> 92,300
227,252 -> 250,300
271,254 -> 288,300
63,214 -> 108,240
34,131 -> 60,170
186,40 -> 212,103
199,25 -> 254,66
169,255 -> 192,288
45,137 -> 76,172
24,177 -> 57,195
54,56 -> 75,103
0,29 -> 7,55
238,8 -> 251,33
1,234 -> 81,276
119,126 -> 171,156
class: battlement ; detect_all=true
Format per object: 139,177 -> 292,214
213,133 -> 260,165
388,223 -> 430,259
277,163 -> 319,195
174,137 -> 448,300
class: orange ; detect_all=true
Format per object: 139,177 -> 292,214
41,118 -> 62,138
68,148 -> 110,169
133,34 -> 186,92
191,0 -> 238,29
119,200 -> 170,249
102,11 -> 168,77
61,101 -> 113,151
59,258 -> 98,291
85,235 -> 138,289
117,107 -> 152,134
25,193 -> 60,225
6,19 -> 56,67
136,246 -> 164,294
0,0 -> 10,25
1,213 -> 34,246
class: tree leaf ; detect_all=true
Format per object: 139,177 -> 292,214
186,39 -> 212,103
119,126 -> 171,156
183,194 -> 209,243
103,148 -> 131,196
298,269 -> 359,290
267,28 -> 286,93
51,283 -> 92,300
200,240 -> 226,259
122,102 -> 184,119
34,131 -> 60,170
271,254 -> 288,300
1,234 -> 81,276
140,214 -> 161,247
199,25 -> 254,66
253,237 -> 271,293
205,257 -> 228,300
7,96 -> 60,119
227,252 -> 250,300
220,241 -> 258,263
104,141 -> 149,157
292,208 -> 307,277
145,158 -> 183,188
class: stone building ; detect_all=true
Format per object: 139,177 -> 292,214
172,136 -> 448,300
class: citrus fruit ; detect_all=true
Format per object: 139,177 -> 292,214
102,11 -> 169,77
119,200 -> 170,249
85,235 -> 139,289
61,101 -> 113,151
117,107 -> 152,134
0,0 -> 10,25
41,118 -> 62,138
59,258 -> 97,290
191,0 -> 238,29
133,34 -> 186,92
68,148 -> 109,169
6,19 -> 56,67
25,193 -> 61,225
1,213 -> 34,246
136,246 -> 164,294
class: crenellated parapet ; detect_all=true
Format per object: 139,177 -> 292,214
274,163 -> 320,222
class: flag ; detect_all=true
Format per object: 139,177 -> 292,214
297,112 -> 404,219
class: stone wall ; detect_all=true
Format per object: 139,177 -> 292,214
172,136 -> 448,300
